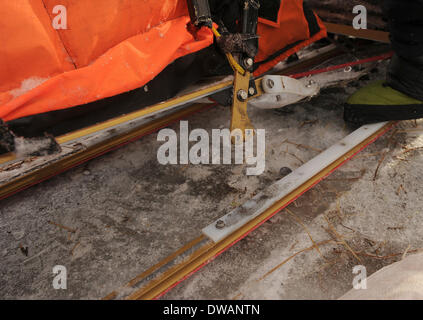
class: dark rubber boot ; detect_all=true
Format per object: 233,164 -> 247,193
344,0 -> 423,125
344,80 -> 423,125
344,55 -> 423,125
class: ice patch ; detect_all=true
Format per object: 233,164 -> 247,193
10,77 -> 49,99
14,135 -> 61,158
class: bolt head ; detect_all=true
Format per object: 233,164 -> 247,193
266,79 -> 275,89
306,80 -> 316,88
248,87 -> 256,95
237,90 -> 248,102
245,58 -> 254,67
216,220 -> 226,229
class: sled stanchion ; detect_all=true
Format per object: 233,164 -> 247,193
210,1 -> 260,139
211,24 -> 255,138
230,71 -> 255,138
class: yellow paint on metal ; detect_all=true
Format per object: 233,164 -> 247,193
211,26 -> 246,75
230,71 -> 255,138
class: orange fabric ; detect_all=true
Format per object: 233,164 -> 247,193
0,1 -> 75,94
0,0 -> 326,122
41,0 -> 188,68
254,0 -> 327,76
0,1 -> 213,121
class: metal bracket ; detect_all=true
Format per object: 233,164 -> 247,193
205,0 -> 260,139
249,75 -> 320,109
230,71 -> 255,139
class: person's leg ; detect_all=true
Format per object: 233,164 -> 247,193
385,0 -> 423,101
344,0 -> 423,124
384,0 -> 423,61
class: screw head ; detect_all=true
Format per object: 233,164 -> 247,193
237,90 -> 248,102
248,87 -> 256,95
216,220 -> 226,229
266,78 -> 275,89
245,58 -> 254,67
306,80 -> 316,88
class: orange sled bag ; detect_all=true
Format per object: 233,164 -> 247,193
0,0 -> 326,129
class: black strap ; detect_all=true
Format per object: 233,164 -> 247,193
258,0 -> 281,23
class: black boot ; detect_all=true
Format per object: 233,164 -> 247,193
344,0 -> 423,125
387,54 -> 423,102
344,54 -> 423,125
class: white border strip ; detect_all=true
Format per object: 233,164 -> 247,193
203,122 -> 388,243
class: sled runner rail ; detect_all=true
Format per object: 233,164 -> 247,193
105,121 -> 397,300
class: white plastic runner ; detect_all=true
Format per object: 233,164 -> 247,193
203,122 -> 388,243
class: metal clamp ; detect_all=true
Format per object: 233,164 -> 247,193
249,75 -> 320,109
